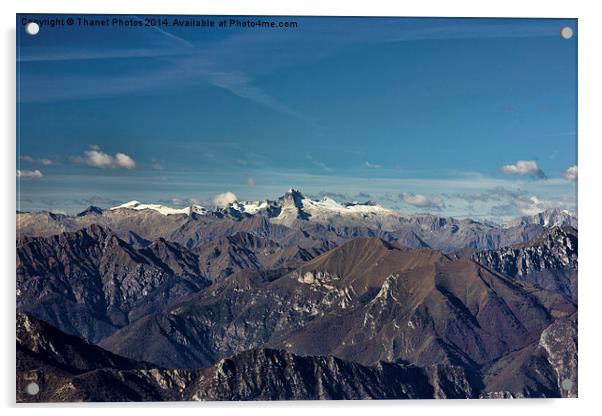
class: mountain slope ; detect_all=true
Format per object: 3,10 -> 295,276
100,237 -> 575,380
17,225 -> 211,342
480,313 -> 577,398
16,225 -> 333,342
17,313 -> 475,402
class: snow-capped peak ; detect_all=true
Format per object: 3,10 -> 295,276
301,196 -> 394,216
110,201 -> 207,216
270,191 -> 398,226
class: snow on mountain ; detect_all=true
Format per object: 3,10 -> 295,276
508,208 -> 577,228
300,196 -> 395,219
270,189 -> 399,227
230,200 -> 270,215
108,193 -> 577,233
111,201 -> 207,216
110,190 -> 397,223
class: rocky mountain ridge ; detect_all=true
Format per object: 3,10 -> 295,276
15,193 -> 578,401
471,226 -> 577,301
17,313 -> 477,402
17,190 -> 576,253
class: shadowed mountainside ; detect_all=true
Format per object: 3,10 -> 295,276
17,313 -> 476,402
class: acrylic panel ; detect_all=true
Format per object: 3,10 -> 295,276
16,14 -> 578,402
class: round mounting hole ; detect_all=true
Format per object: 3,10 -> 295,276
25,382 -> 40,395
560,26 -> 573,40
561,379 -> 573,391
25,22 -> 40,36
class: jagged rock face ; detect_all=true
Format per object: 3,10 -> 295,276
189,349 -> 474,401
538,315 -> 577,397
472,227 -> 577,301
17,310 -> 575,402
17,313 -> 475,402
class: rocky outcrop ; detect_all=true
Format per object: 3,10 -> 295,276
472,227 -> 577,301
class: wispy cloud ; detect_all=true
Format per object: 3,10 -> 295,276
443,186 -> 528,203
20,155 -> 54,166
445,186 -> 572,218
72,146 -> 136,169
17,169 -> 43,178
19,26 -> 312,123
501,160 -> 546,180
305,154 -> 330,171
203,69 -> 311,122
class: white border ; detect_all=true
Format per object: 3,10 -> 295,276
2,1 -> 600,415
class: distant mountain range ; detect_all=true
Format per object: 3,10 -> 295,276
17,189 -> 577,253
16,190 -> 578,401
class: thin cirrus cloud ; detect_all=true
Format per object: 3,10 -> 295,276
19,155 -> 54,166
72,145 -> 136,170
17,169 -> 43,178
500,160 -> 547,180
564,165 -> 578,181
400,192 -> 446,210
305,154 -> 330,171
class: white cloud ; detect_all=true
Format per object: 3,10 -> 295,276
20,155 -> 54,165
17,169 -> 43,178
212,191 -> 238,208
73,146 -> 136,169
564,165 -> 578,181
400,192 -> 445,210
246,175 -> 256,187
501,160 -> 546,179
115,153 -> 136,169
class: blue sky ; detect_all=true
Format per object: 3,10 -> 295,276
16,15 -> 577,221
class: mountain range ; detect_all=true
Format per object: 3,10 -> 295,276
17,189 -> 576,253
16,190 -> 578,401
